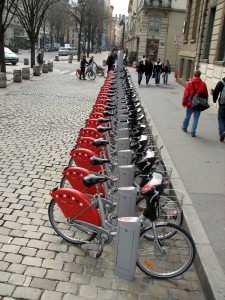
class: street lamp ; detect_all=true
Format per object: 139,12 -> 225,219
77,0 -> 86,61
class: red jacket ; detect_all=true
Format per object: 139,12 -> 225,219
182,76 -> 208,107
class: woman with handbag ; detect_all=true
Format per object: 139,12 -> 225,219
181,70 -> 208,137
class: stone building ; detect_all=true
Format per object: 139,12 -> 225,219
126,0 -> 187,69
178,0 -> 225,99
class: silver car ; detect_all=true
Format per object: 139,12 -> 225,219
58,47 -> 69,56
4,47 -> 19,65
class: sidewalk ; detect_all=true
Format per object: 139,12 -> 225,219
128,67 -> 225,300
0,59 -> 206,299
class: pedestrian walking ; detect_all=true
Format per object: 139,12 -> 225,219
163,60 -> 171,84
137,61 -> 145,85
145,57 -> 153,85
106,51 -> 115,72
141,55 -> 146,64
36,50 -> 44,65
87,56 -> 94,73
181,70 -> 208,137
80,55 -> 88,80
153,58 -> 163,85
212,77 -> 225,142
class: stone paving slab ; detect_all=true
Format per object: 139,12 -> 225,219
0,69 -> 206,299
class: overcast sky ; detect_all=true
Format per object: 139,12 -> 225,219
110,0 -> 129,16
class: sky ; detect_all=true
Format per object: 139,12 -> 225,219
110,0 -> 129,16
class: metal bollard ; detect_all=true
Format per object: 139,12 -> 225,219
118,150 -> 132,166
118,165 -> 135,187
13,69 -> 22,82
117,187 -> 137,218
55,55 -> 59,61
22,67 -> 30,80
114,216 -> 141,281
117,138 -> 130,151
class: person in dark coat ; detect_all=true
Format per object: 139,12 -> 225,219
213,77 -> 225,142
80,55 -> 88,80
37,50 -> 44,65
153,58 -> 163,85
137,60 -> 145,85
163,60 -> 171,84
106,52 -> 115,72
181,70 -> 208,137
144,57 -> 153,85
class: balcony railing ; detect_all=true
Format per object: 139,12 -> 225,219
144,0 -> 172,8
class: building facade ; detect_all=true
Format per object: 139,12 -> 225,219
178,0 -> 225,102
127,0 -> 187,69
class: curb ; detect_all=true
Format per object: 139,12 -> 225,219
133,74 -> 225,300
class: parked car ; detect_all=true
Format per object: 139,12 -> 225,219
58,47 -> 69,56
4,47 -> 19,65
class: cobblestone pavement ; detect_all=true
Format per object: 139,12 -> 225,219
0,70 -> 205,299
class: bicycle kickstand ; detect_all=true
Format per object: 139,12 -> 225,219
96,234 -> 108,258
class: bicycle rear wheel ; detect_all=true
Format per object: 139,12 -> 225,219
48,199 -> 96,244
88,71 -> 96,80
137,223 -> 195,278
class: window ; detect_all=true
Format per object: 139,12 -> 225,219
192,1 -> 200,40
217,18 -> 225,61
203,7 -> 216,59
148,15 -> 161,34
184,0 -> 192,41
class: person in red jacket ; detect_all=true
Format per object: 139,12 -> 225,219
181,70 -> 208,137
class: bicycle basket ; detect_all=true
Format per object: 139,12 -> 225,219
158,189 -> 183,220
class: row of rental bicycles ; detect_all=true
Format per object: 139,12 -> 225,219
48,67 -> 196,279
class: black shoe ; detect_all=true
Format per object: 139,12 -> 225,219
219,132 -> 225,142
182,127 -> 187,132
191,132 -> 196,137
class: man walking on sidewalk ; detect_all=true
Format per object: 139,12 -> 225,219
213,77 -> 225,142
181,70 -> 208,137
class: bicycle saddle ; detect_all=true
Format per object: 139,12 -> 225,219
98,117 -> 111,124
83,174 -> 108,188
90,156 -> 110,165
93,138 -> 109,147
97,126 -> 112,133
104,105 -> 115,111
103,111 -> 114,117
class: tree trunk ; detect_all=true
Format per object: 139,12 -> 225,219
0,24 -> 6,73
30,40 -> 36,68
77,31 -> 81,62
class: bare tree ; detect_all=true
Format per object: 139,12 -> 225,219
66,0 -> 87,61
0,0 -> 18,73
12,0 -> 60,67
45,2 -> 70,49
67,0 -> 108,60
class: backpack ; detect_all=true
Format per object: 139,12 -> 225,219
220,81 -> 225,105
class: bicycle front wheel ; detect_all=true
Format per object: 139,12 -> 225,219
88,71 -> 96,80
48,199 -> 96,244
137,223 -> 195,278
